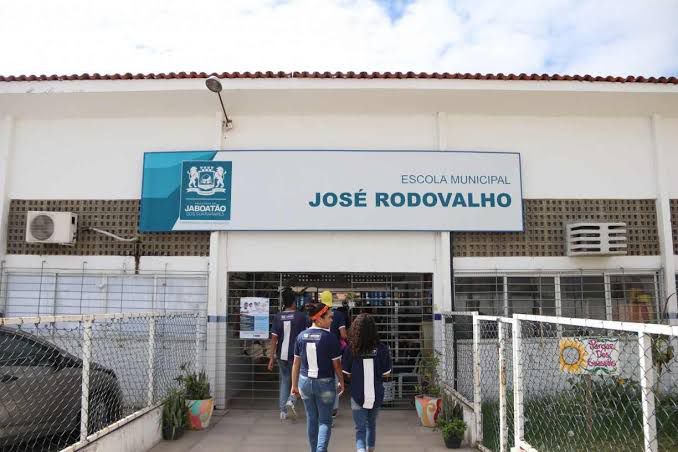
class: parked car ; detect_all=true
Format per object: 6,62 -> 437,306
0,327 -> 122,450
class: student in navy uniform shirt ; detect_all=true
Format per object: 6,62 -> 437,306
320,290 -> 347,418
291,303 -> 345,452
321,291 -> 348,344
342,314 -> 392,452
268,287 -> 310,420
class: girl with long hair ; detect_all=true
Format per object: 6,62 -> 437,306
342,314 -> 392,452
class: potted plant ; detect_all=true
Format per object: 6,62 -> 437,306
175,364 -> 214,430
436,397 -> 466,448
414,354 -> 442,427
438,417 -> 467,448
161,388 -> 187,440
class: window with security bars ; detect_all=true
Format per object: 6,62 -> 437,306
560,276 -> 606,320
454,272 -> 660,325
0,269 -> 208,318
507,276 -> 556,316
453,276 -> 557,317
454,277 -> 503,315
611,274 -> 657,322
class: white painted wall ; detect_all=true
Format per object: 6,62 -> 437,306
0,116 -> 14,261
10,116 -> 214,199
661,117 -> 678,198
7,111 -> 665,201
224,231 -> 437,273
446,115 -> 656,199
221,114 -> 438,150
81,406 -> 162,452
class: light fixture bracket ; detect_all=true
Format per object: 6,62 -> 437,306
205,76 -> 234,131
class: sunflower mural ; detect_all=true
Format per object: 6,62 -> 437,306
559,338 -> 588,374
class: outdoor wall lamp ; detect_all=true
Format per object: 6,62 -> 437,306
205,76 -> 234,130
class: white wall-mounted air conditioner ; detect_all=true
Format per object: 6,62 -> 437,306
25,211 -> 78,244
565,222 -> 627,256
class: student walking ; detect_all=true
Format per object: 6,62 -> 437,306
342,314 -> 392,452
291,302 -> 345,452
320,290 -> 349,346
320,290 -> 348,418
268,287 -> 309,420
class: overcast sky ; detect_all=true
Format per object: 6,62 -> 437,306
1,0 -> 677,77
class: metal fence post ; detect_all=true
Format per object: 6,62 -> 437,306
195,314 -> 203,373
638,332 -> 658,452
439,312 -> 445,375
604,273 -> 613,321
472,313 -> 483,445
512,315 -> 524,449
450,314 -> 456,392
147,317 -> 156,406
80,318 -> 93,442
0,262 -> 6,315
498,320 -> 508,452
554,275 -> 563,338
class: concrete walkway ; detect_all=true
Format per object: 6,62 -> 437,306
151,409 -> 475,452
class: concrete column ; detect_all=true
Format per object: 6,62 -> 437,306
434,232 -> 452,359
433,112 -> 452,357
650,114 -> 677,322
207,231 -> 228,408
206,111 -> 230,408
0,115 -> 15,263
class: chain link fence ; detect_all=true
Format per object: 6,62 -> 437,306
0,311 -> 205,451
443,312 -> 678,452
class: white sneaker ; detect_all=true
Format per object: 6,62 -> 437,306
285,400 -> 297,419
280,411 -> 288,421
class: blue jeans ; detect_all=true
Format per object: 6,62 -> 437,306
278,359 -> 293,412
351,398 -> 380,450
333,375 -> 340,411
299,375 -> 336,452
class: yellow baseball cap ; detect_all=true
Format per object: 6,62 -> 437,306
320,290 -> 333,307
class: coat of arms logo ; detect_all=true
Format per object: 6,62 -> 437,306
186,165 -> 227,196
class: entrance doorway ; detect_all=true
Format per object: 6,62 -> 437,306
225,272 -> 433,409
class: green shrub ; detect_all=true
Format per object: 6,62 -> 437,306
161,388 -> 187,439
175,363 -> 211,400
416,354 -> 442,397
438,418 -> 467,440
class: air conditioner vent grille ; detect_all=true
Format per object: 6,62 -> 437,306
29,214 -> 55,240
566,222 -> 627,256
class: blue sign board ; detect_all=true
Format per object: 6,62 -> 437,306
140,150 -> 523,232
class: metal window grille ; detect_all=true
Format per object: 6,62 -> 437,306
225,272 -> 433,410
0,267 -> 208,318
452,270 -> 664,325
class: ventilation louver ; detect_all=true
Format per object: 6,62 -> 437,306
565,222 -> 627,256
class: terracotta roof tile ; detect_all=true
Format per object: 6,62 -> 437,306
0,71 -> 676,84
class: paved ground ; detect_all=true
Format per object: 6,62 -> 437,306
151,408 -> 475,452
